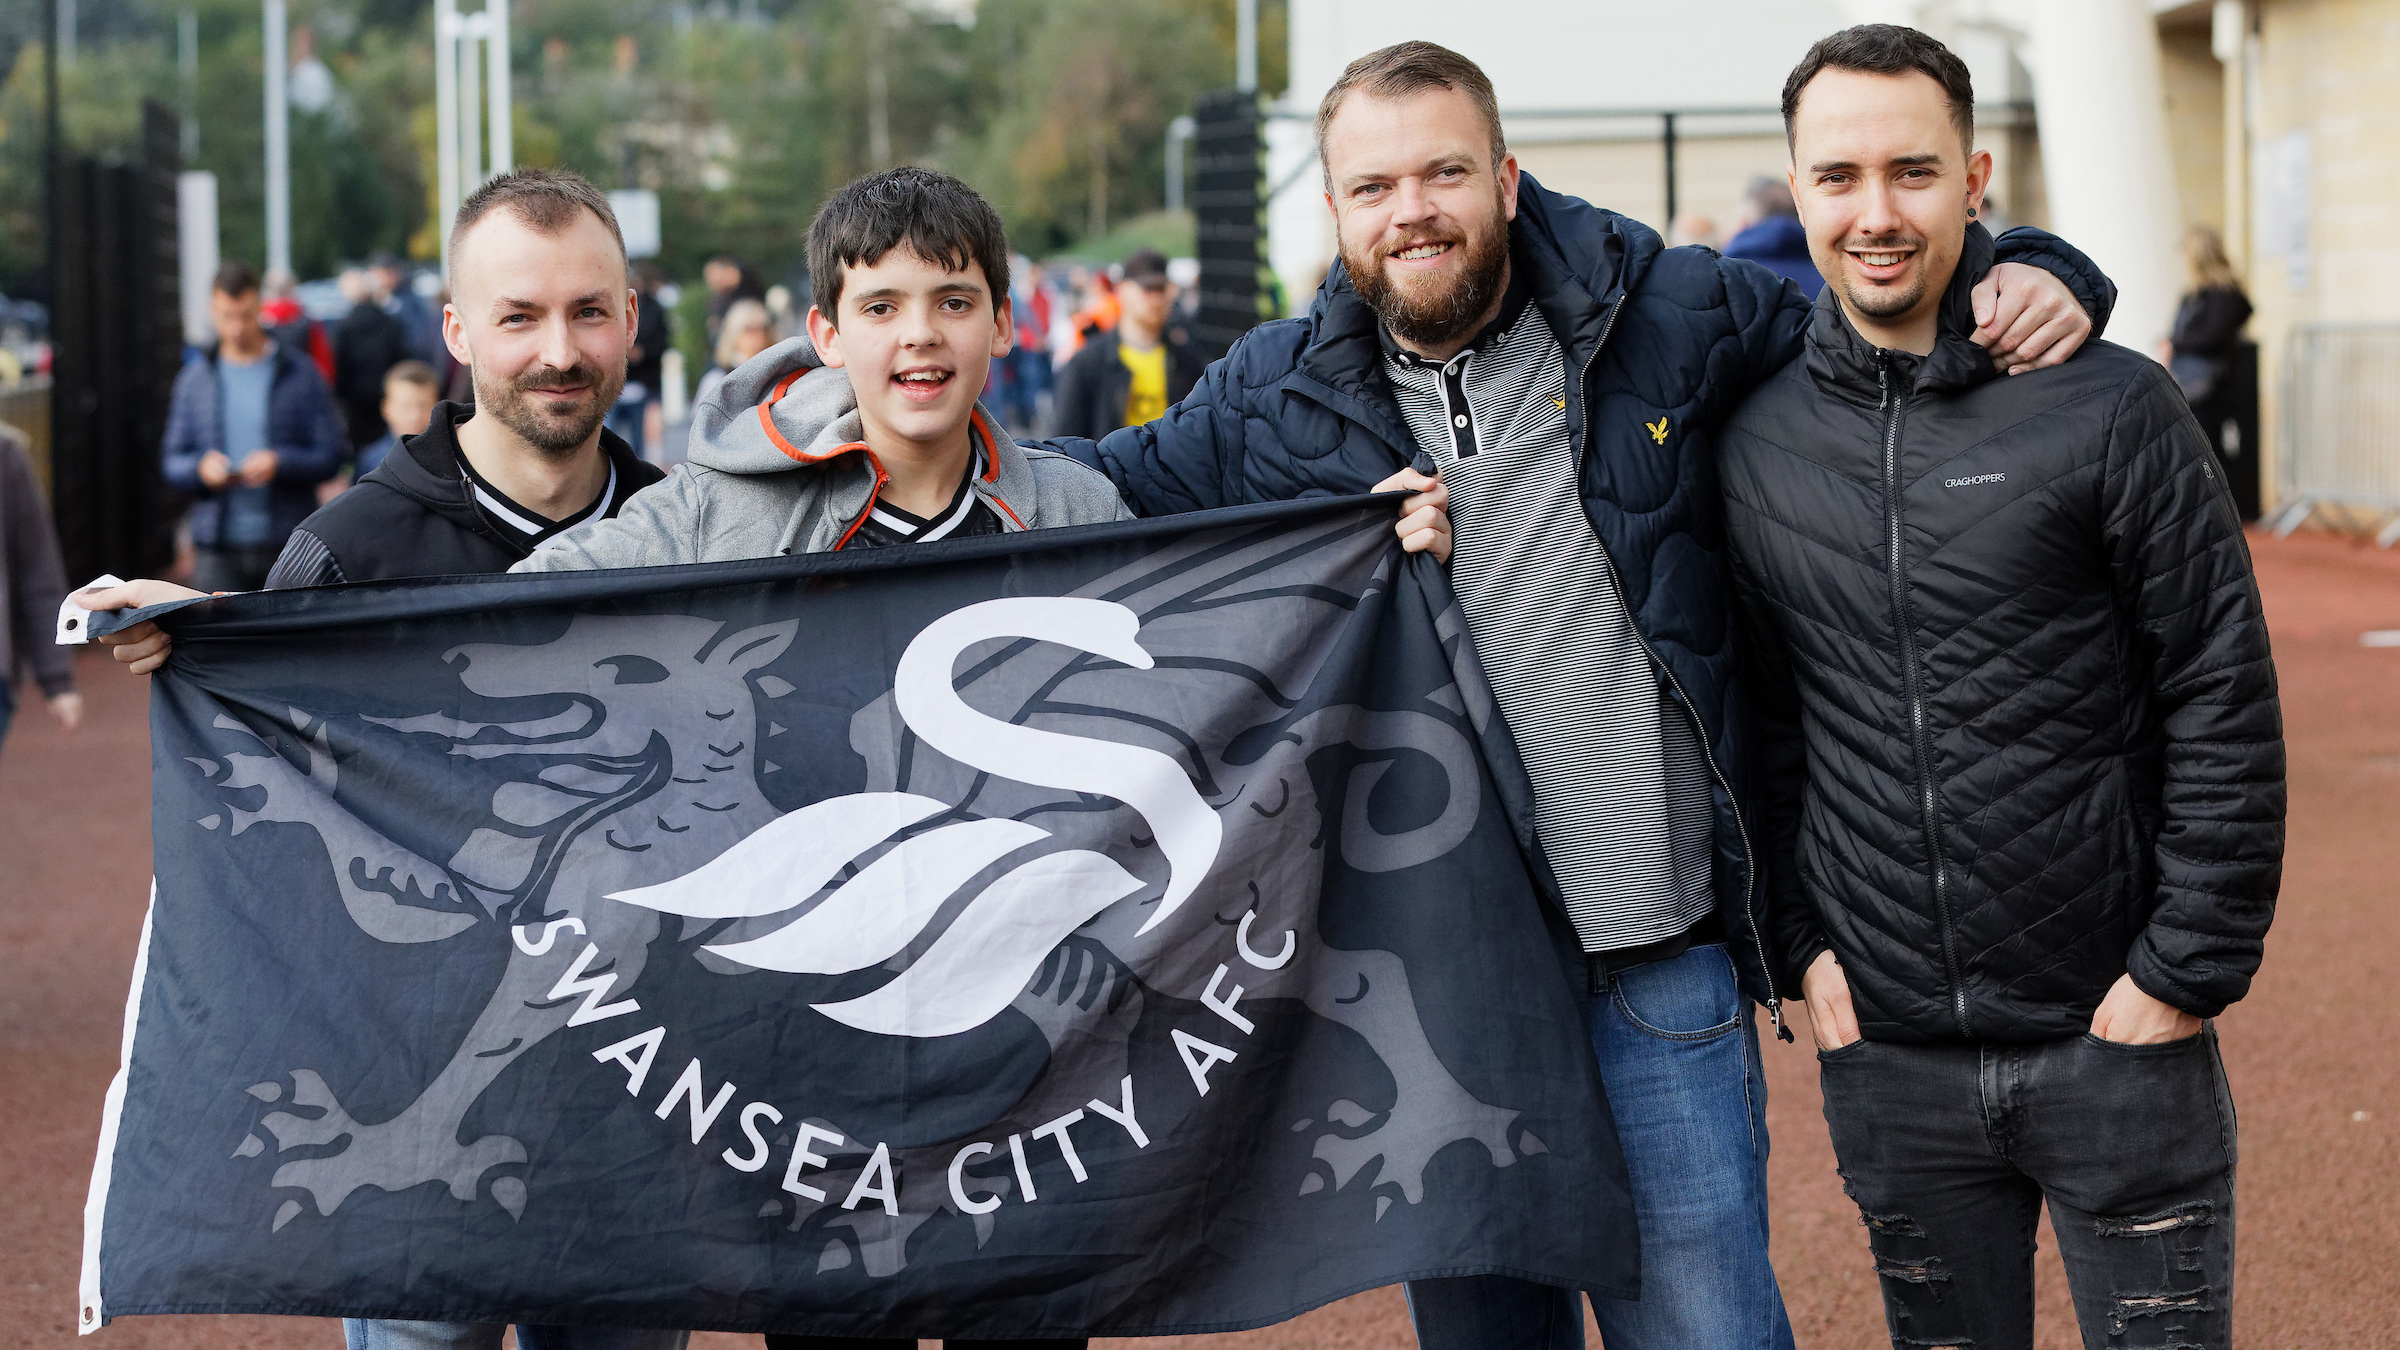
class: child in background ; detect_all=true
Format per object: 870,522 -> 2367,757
355,360 -> 442,480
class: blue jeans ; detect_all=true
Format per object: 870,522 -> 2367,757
343,1321 -> 689,1350
1406,942 -> 1795,1350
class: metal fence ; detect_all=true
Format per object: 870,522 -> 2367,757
2275,323 -> 2400,547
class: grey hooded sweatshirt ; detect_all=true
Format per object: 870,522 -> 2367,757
513,335 -> 1129,573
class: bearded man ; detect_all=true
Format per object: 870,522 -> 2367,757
86,169 -> 666,683
1051,39 -> 2116,1350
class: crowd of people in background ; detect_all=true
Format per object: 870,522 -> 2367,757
3,123 -> 2261,839
2,224 -> 1215,750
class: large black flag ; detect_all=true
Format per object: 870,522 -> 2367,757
78,497 -> 1634,1337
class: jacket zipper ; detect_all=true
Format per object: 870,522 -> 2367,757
1877,356 -> 1972,1039
1570,300 -> 1786,1040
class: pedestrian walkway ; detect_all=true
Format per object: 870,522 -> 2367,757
4,530 -> 2393,1348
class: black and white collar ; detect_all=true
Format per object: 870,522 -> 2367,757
864,446 -> 989,543
459,450 -> 620,550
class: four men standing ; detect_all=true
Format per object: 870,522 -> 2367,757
80,22 -> 2279,1350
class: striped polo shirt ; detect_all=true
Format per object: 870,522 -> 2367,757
1383,281 -> 1717,954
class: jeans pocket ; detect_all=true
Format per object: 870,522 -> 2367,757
1815,1036 -> 1874,1064
2079,1029 -> 2206,1057
1611,943 -> 1742,1041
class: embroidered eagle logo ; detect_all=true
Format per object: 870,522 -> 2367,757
1645,416 -> 1669,445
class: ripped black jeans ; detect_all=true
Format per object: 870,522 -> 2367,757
1817,1025 -> 2237,1350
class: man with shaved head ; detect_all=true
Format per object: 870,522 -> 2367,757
83,168 -> 665,680
81,167 -> 678,1350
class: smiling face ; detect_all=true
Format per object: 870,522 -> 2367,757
806,249 -> 1013,456
1321,85 -> 1519,357
1789,66 -> 1992,353
442,206 -> 633,457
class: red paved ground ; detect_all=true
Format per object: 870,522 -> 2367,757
4,529 -> 2392,1350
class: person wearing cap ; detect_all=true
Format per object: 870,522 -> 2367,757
1052,249 -> 1210,440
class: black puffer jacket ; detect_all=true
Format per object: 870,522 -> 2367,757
1718,225 -> 2284,1044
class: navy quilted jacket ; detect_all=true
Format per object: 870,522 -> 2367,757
1718,225 -> 2281,1043
1054,176 -> 2112,1017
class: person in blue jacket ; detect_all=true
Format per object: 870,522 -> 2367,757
1722,174 -> 1825,297
160,261 -> 348,592
1049,40 -> 2113,1350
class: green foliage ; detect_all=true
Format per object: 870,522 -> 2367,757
0,0 -> 1279,299
1048,208 -> 1195,265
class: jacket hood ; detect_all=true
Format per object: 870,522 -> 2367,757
687,334 -> 866,474
1804,221 -> 2004,405
372,403 -> 479,516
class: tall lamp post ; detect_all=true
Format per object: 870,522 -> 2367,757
1235,0 -> 1256,95
435,0 -> 513,277
264,0 -> 289,276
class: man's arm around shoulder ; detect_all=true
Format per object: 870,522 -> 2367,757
1048,324 -> 1293,517
1709,225 -> 2115,398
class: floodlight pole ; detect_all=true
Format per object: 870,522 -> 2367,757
435,0 -> 512,278
436,0 -> 458,275
1166,114 -> 1195,214
1236,0 -> 1257,94
264,0 -> 290,276
179,9 -> 199,160
485,0 -> 512,173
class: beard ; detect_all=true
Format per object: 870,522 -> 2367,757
1343,194 -> 1511,349
474,357 -> 624,456
1834,232 -> 1931,323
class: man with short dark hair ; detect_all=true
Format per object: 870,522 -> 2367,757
1052,249 -> 1208,439
1046,37 -> 2117,1350
1719,26 -> 2279,1350
159,260 -> 348,592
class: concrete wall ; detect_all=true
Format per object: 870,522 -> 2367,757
2159,21 -> 2227,235
2238,0 -> 2400,511
1270,0 -> 1853,308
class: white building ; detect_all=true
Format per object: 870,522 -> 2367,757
1268,1 -> 2174,349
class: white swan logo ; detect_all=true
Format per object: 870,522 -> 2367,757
607,597 -> 1223,1039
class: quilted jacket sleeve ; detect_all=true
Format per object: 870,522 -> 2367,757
271,358 -> 352,486
160,361 -> 213,493
2102,364 -> 2284,1018
1052,338 -> 1262,517
1715,256 -> 1812,402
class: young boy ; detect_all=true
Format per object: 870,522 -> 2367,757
512,166 -> 1118,1350
516,167 -> 1128,576
355,359 -> 441,479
